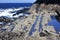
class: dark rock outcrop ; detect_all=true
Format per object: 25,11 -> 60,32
35,0 -> 60,4
39,32 -> 47,37
0,16 -> 11,23
13,7 -> 30,16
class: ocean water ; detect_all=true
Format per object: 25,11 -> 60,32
0,3 -> 33,9
0,3 -> 33,18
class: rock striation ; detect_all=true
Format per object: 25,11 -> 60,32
0,0 -> 60,40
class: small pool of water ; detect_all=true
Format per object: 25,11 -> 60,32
39,16 -> 43,31
29,15 -> 60,36
29,16 -> 39,36
48,16 -> 60,34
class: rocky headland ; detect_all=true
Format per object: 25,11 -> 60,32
0,0 -> 60,40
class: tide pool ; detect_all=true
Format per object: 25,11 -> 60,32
29,16 -> 39,36
48,16 -> 60,34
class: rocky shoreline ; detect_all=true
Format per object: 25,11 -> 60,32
0,1 -> 60,40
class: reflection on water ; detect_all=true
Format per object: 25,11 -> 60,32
39,16 -> 43,32
48,16 -> 60,33
29,16 -> 39,36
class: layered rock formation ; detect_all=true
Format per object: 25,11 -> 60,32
0,0 -> 60,40
28,0 -> 60,40
31,0 -> 60,22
